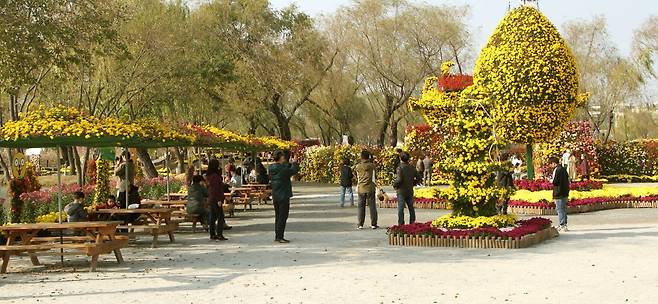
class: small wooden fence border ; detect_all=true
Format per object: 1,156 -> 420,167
380,199 -> 658,215
388,227 -> 558,249
378,199 -> 449,209
509,200 -> 658,216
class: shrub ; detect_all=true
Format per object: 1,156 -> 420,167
596,140 -> 658,176
299,145 -> 398,185
138,177 -> 184,200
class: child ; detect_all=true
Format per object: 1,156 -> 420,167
65,191 -> 88,222
104,195 -> 118,209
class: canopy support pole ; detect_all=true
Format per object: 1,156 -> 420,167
165,148 -> 170,201
56,146 -> 64,264
125,148 -> 129,210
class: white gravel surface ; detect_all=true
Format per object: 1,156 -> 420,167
1,184 -> 658,304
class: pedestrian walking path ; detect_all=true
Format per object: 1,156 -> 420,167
2,184 -> 657,304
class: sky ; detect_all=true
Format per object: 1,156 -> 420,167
267,0 -> 658,57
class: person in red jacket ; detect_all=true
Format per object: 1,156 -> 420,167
206,159 -> 227,241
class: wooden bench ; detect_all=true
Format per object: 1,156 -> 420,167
0,221 -> 126,273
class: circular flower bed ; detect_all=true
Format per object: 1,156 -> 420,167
387,218 -> 552,240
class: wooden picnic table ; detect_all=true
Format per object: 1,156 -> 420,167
88,208 -> 178,248
0,221 -> 127,273
165,193 -> 187,200
140,199 -> 187,208
245,183 -> 270,188
245,184 -> 272,205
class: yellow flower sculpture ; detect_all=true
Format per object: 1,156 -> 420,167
474,6 -> 587,144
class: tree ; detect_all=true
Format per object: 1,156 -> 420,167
563,16 -> 643,143
0,0 -> 124,117
633,15 -> 658,78
326,0 -> 472,146
474,6 -> 586,179
0,0 -> 124,181
196,0 -> 335,140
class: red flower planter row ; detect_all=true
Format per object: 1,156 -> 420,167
513,179 -> 603,192
387,218 -> 556,249
508,196 -> 658,215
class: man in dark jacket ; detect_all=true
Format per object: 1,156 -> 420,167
269,150 -> 300,243
339,159 -> 354,207
393,152 -> 419,225
550,157 -> 570,231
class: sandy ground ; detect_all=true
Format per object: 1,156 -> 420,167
1,183 -> 658,304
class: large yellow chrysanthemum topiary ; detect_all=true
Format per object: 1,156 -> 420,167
474,6 -> 586,145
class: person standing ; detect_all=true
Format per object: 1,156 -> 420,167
422,154 -> 434,186
549,157 -> 570,232
496,155 -> 514,215
269,151 -> 300,243
354,150 -> 378,229
114,151 -> 135,198
339,159 -> 354,207
562,150 -> 571,172
224,157 -> 236,183
242,153 -> 254,184
206,159 -> 227,241
568,154 -> 577,181
393,152 -> 419,225
415,156 -> 425,186
580,154 -> 590,180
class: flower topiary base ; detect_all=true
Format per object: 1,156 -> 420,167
378,198 -> 448,209
388,227 -> 558,249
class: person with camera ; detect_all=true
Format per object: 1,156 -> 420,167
269,151 -> 300,243
354,150 -> 378,230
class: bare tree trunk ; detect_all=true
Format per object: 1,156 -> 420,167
173,147 -> 185,174
388,115 -> 399,147
60,147 -> 70,175
0,151 -> 10,182
68,147 -> 77,176
73,147 -> 83,185
81,148 -> 91,184
377,95 -> 395,147
135,148 -> 158,179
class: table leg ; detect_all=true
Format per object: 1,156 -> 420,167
90,254 -> 99,272
168,231 -> 175,243
19,232 -> 40,266
113,248 -> 124,264
151,233 -> 158,248
1,251 -> 10,274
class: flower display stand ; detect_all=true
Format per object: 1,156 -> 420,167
388,227 -> 558,249
509,199 -> 658,215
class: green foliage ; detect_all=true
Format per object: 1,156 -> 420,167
138,177 -> 184,201
0,0 -> 125,93
299,145 -> 397,185
596,140 -> 658,176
